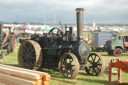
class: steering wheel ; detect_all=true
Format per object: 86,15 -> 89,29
48,28 -> 63,36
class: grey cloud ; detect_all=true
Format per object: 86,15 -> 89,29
0,0 -> 128,24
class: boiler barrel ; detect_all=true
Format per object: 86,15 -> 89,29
76,8 -> 84,40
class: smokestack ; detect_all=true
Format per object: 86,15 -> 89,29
0,24 -> 3,38
76,8 -> 84,40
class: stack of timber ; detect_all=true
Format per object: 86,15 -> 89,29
0,64 -> 50,85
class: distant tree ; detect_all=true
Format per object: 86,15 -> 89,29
13,22 -> 19,25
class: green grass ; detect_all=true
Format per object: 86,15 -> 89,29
0,40 -> 128,85
0,44 -> 19,66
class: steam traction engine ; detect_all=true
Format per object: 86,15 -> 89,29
18,8 -> 105,79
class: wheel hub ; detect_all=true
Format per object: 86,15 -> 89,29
116,52 -> 119,54
92,62 -> 97,68
115,50 -> 120,56
65,63 -> 72,69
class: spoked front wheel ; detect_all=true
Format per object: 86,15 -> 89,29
59,53 -> 79,79
85,53 -> 105,76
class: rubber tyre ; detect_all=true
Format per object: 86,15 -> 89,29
113,48 -> 122,57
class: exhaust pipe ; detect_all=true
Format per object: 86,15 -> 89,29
76,8 -> 84,41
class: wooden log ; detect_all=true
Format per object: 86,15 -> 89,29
0,66 -> 43,81
0,64 -> 50,85
0,64 -> 48,75
0,73 -> 37,85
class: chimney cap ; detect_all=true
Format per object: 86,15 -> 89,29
76,8 -> 85,12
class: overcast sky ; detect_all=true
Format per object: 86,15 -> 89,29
0,0 -> 128,24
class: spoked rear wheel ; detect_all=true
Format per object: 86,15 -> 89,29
18,40 -> 42,70
85,53 -> 105,76
59,53 -> 79,79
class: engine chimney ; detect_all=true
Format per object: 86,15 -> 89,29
76,8 -> 84,41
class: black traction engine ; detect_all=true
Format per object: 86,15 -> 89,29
18,8 -> 105,79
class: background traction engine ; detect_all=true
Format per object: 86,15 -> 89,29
0,24 -> 15,55
18,8 -> 105,79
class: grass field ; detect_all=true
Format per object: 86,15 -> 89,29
0,43 -> 128,85
0,31 -> 128,85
